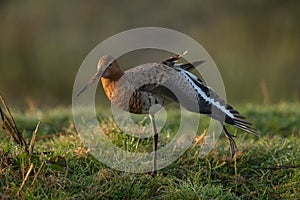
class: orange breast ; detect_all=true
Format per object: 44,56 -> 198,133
101,77 -> 116,100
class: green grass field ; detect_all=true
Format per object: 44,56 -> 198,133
1,103 -> 300,199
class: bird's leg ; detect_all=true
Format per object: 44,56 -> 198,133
222,125 -> 237,159
149,114 -> 158,177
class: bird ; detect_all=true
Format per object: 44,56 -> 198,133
76,51 -> 258,177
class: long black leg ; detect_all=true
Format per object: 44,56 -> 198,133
222,125 -> 237,159
149,114 -> 158,177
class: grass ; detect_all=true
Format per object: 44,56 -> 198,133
0,102 -> 300,199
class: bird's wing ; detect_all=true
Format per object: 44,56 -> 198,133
176,67 -> 259,136
163,52 -> 258,135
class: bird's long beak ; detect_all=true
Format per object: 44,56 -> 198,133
76,71 -> 101,96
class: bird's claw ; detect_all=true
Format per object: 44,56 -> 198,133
222,125 -> 237,159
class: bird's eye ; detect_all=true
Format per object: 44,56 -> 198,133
108,63 -> 112,67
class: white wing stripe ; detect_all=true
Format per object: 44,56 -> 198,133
179,69 -> 235,119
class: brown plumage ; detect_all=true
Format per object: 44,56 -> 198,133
76,52 -> 258,177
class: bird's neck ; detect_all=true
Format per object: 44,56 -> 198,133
101,71 -> 124,100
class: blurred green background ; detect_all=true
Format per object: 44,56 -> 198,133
0,0 -> 299,108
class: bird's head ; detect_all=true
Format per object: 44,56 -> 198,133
76,55 -> 122,96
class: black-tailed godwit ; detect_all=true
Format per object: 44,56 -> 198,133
76,52 -> 257,177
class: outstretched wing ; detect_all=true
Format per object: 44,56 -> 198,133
175,66 -> 258,136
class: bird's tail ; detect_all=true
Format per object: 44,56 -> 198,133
223,104 -> 259,137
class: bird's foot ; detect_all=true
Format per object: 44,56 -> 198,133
147,170 -> 157,178
223,126 -> 237,159
227,134 -> 237,159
